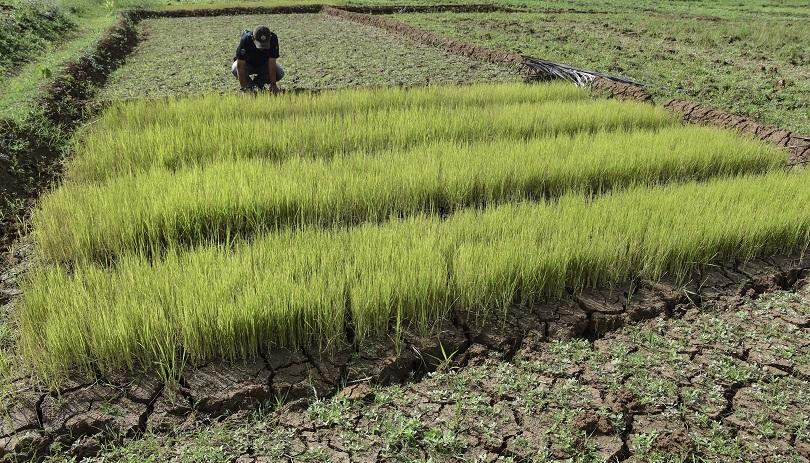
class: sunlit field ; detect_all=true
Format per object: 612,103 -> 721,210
21,83 -> 804,383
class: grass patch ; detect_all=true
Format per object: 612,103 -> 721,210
0,13 -> 115,123
0,0 -> 76,78
21,169 -> 810,381
97,13 -> 517,101
396,10 -> 810,133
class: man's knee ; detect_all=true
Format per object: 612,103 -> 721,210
232,61 -> 284,84
257,63 -> 284,83
275,63 -> 285,81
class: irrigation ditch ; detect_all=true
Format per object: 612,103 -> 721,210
1,3 -> 810,461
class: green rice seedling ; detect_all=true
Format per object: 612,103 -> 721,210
94,82 -> 588,132
20,170 -> 810,383
346,219 -> 452,342
33,126 -> 785,264
21,229 -> 351,382
67,98 -> 676,183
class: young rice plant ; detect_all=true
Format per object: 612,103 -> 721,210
68,98 -> 676,183
34,126 -> 784,264
19,83 -> 804,384
21,171 -> 810,382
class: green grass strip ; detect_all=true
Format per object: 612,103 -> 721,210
21,170 -> 810,381
94,82 -> 588,132
35,126 -> 784,264
68,98 -> 676,183
0,14 -> 116,122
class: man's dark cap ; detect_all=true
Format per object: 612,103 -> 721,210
253,25 -> 273,50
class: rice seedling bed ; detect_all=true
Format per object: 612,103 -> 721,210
71,94 -> 673,184
97,13 -> 517,100
23,169 -> 810,380
20,83 -> 807,383
37,126 -> 783,264
95,82 -> 587,132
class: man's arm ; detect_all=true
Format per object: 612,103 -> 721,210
267,34 -> 280,93
235,59 -> 252,90
267,58 -> 279,92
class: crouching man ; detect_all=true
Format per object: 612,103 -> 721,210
231,25 -> 284,93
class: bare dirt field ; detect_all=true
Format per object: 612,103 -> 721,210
98,13 -> 518,100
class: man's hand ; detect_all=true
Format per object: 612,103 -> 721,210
235,59 -> 252,90
267,58 -> 279,94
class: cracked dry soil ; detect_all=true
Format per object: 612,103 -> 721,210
2,254 -> 808,462
53,270 -> 808,463
92,274 -> 810,462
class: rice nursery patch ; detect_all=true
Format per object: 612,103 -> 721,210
21,83 -> 804,382
69,96 -> 675,184
95,82 -> 588,132
22,171 -> 810,381
97,13 -> 517,100
37,126 -> 784,264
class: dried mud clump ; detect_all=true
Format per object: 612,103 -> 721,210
664,99 -> 810,165
133,5 -> 323,19
591,77 -> 653,102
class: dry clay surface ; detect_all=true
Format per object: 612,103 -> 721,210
70,263 -> 810,462
2,253 -> 809,461
249,285 -> 810,463
98,13 -> 516,100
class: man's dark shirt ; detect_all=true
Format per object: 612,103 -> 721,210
234,30 -> 280,68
